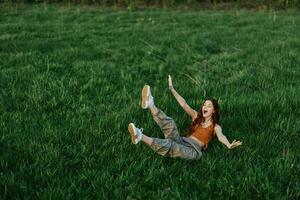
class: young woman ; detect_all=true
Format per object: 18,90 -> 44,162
128,75 -> 242,160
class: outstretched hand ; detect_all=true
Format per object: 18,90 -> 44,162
168,75 -> 174,90
229,139 -> 242,149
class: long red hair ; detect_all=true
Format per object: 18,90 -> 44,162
186,98 -> 220,136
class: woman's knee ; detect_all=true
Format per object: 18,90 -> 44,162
151,138 -> 173,156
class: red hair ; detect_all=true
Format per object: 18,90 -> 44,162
186,98 -> 220,136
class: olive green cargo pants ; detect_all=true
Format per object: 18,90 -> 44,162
149,109 -> 203,160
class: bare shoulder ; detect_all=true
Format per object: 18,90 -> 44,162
214,124 -> 222,137
214,124 -> 222,132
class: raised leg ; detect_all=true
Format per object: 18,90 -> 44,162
142,85 -> 181,142
150,105 -> 181,143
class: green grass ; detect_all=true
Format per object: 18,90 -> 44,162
0,4 -> 299,199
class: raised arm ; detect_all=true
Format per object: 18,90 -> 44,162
214,125 -> 242,149
168,75 -> 197,120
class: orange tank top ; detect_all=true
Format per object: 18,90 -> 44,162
191,124 -> 215,150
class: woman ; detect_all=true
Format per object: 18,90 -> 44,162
128,75 -> 242,160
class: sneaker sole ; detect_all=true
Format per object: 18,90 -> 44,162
141,85 -> 150,109
128,123 -> 137,144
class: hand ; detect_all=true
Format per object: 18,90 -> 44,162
168,74 -> 174,90
228,139 -> 242,149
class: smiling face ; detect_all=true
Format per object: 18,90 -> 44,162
202,100 -> 215,119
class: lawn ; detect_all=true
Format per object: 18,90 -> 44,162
0,4 -> 299,199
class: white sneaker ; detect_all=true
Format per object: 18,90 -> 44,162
128,123 -> 143,144
141,85 -> 154,109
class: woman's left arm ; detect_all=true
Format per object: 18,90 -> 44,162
214,125 -> 242,149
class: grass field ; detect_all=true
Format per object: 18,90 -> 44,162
0,4 -> 299,199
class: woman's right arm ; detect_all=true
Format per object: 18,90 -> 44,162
168,75 -> 197,120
